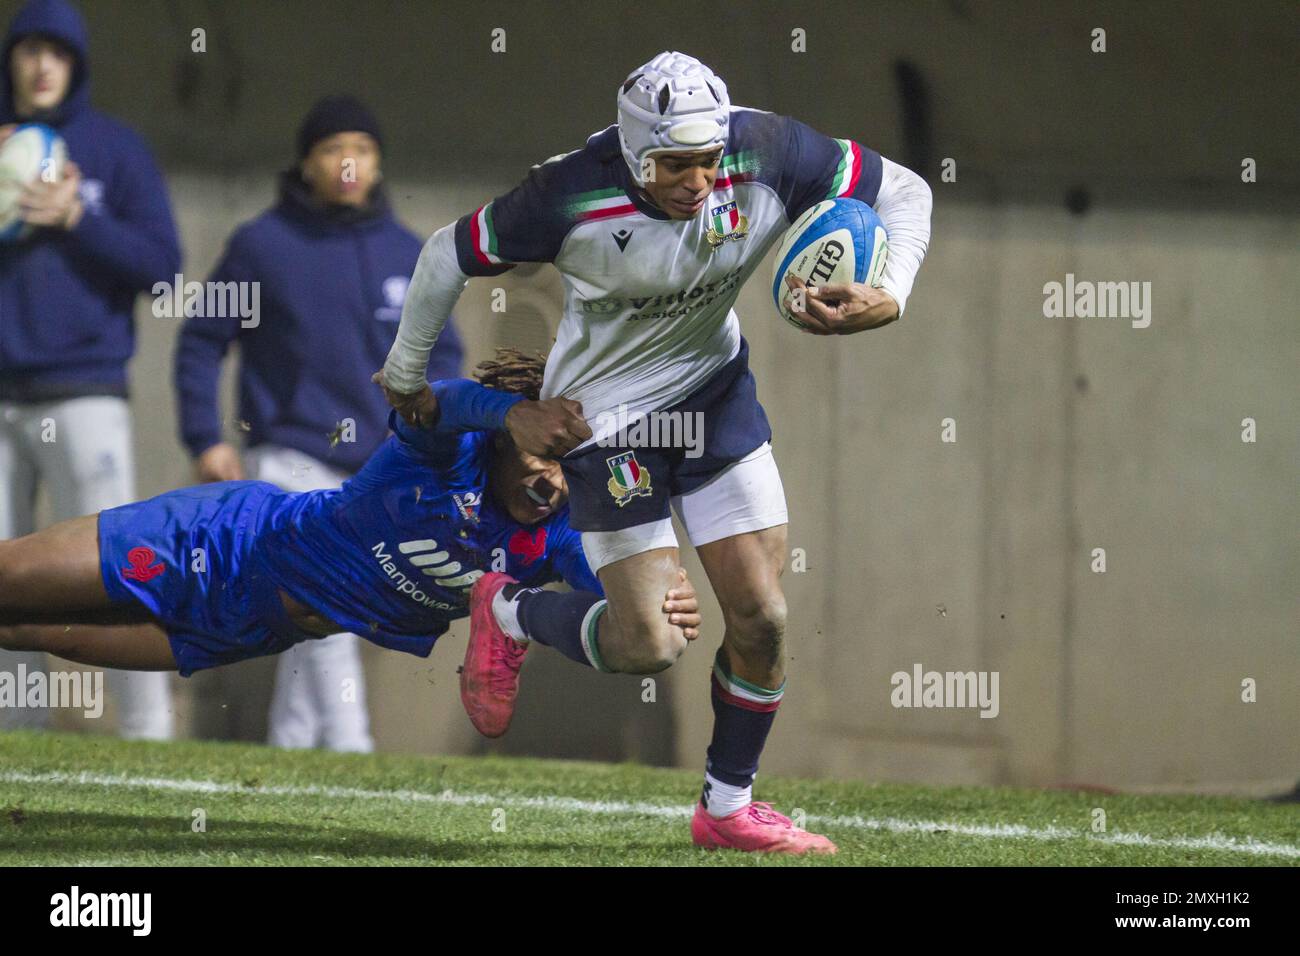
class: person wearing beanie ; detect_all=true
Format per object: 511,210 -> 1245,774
174,94 -> 464,752
296,94 -> 384,163
0,0 -> 181,741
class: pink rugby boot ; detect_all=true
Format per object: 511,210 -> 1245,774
460,572 -> 529,738
691,801 -> 838,855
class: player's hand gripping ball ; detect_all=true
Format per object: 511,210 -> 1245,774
771,197 -> 889,331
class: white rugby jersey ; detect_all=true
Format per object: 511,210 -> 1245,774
389,106 -> 928,447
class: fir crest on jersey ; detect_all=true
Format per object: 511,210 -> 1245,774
705,199 -> 749,248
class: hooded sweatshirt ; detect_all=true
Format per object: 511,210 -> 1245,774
0,0 -> 182,401
173,170 -> 465,473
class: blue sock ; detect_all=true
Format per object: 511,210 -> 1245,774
701,649 -> 784,814
509,587 -> 611,672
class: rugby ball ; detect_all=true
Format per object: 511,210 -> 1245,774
771,197 -> 888,329
0,123 -> 67,242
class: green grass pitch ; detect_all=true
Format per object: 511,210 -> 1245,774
1,731 -> 1296,866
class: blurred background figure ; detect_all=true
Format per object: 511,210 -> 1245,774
173,94 -> 464,753
0,0 -> 179,738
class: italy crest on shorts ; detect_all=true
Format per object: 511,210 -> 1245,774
705,200 -> 749,248
605,451 -> 652,507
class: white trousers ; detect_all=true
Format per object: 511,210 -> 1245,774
246,445 -> 374,753
0,396 -> 174,739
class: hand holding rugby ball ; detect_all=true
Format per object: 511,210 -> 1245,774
772,197 -> 896,334
0,122 -> 70,242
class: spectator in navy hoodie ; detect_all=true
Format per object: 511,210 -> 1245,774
175,95 -> 463,752
0,0 -> 180,738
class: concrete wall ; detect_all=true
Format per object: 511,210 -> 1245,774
5,0 -> 1296,790
45,0 -> 1300,203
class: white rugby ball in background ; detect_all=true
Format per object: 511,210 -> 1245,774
771,197 -> 888,330
0,123 -> 67,242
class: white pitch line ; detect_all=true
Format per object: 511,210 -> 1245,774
1,768 -> 1297,860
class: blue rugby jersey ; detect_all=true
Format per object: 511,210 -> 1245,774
253,406 -> 600,658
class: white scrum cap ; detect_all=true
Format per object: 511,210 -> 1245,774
616,51 -> 730,186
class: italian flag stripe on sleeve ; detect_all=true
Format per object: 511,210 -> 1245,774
714,149 -> 759,189
827,138 -> 863,199
566,187 -> 636,222
471,203 -> 506,266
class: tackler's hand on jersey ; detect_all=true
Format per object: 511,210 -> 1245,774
785,275 -> 900,336
504,397 -> 592,457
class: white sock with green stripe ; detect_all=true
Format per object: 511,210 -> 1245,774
579,601 -> 613,672
506,588 -> 613,672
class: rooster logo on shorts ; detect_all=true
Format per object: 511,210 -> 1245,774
122,546 -> 165,582
606,451 -> 652,507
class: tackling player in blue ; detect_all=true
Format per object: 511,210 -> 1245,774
0,352 -> 702,720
